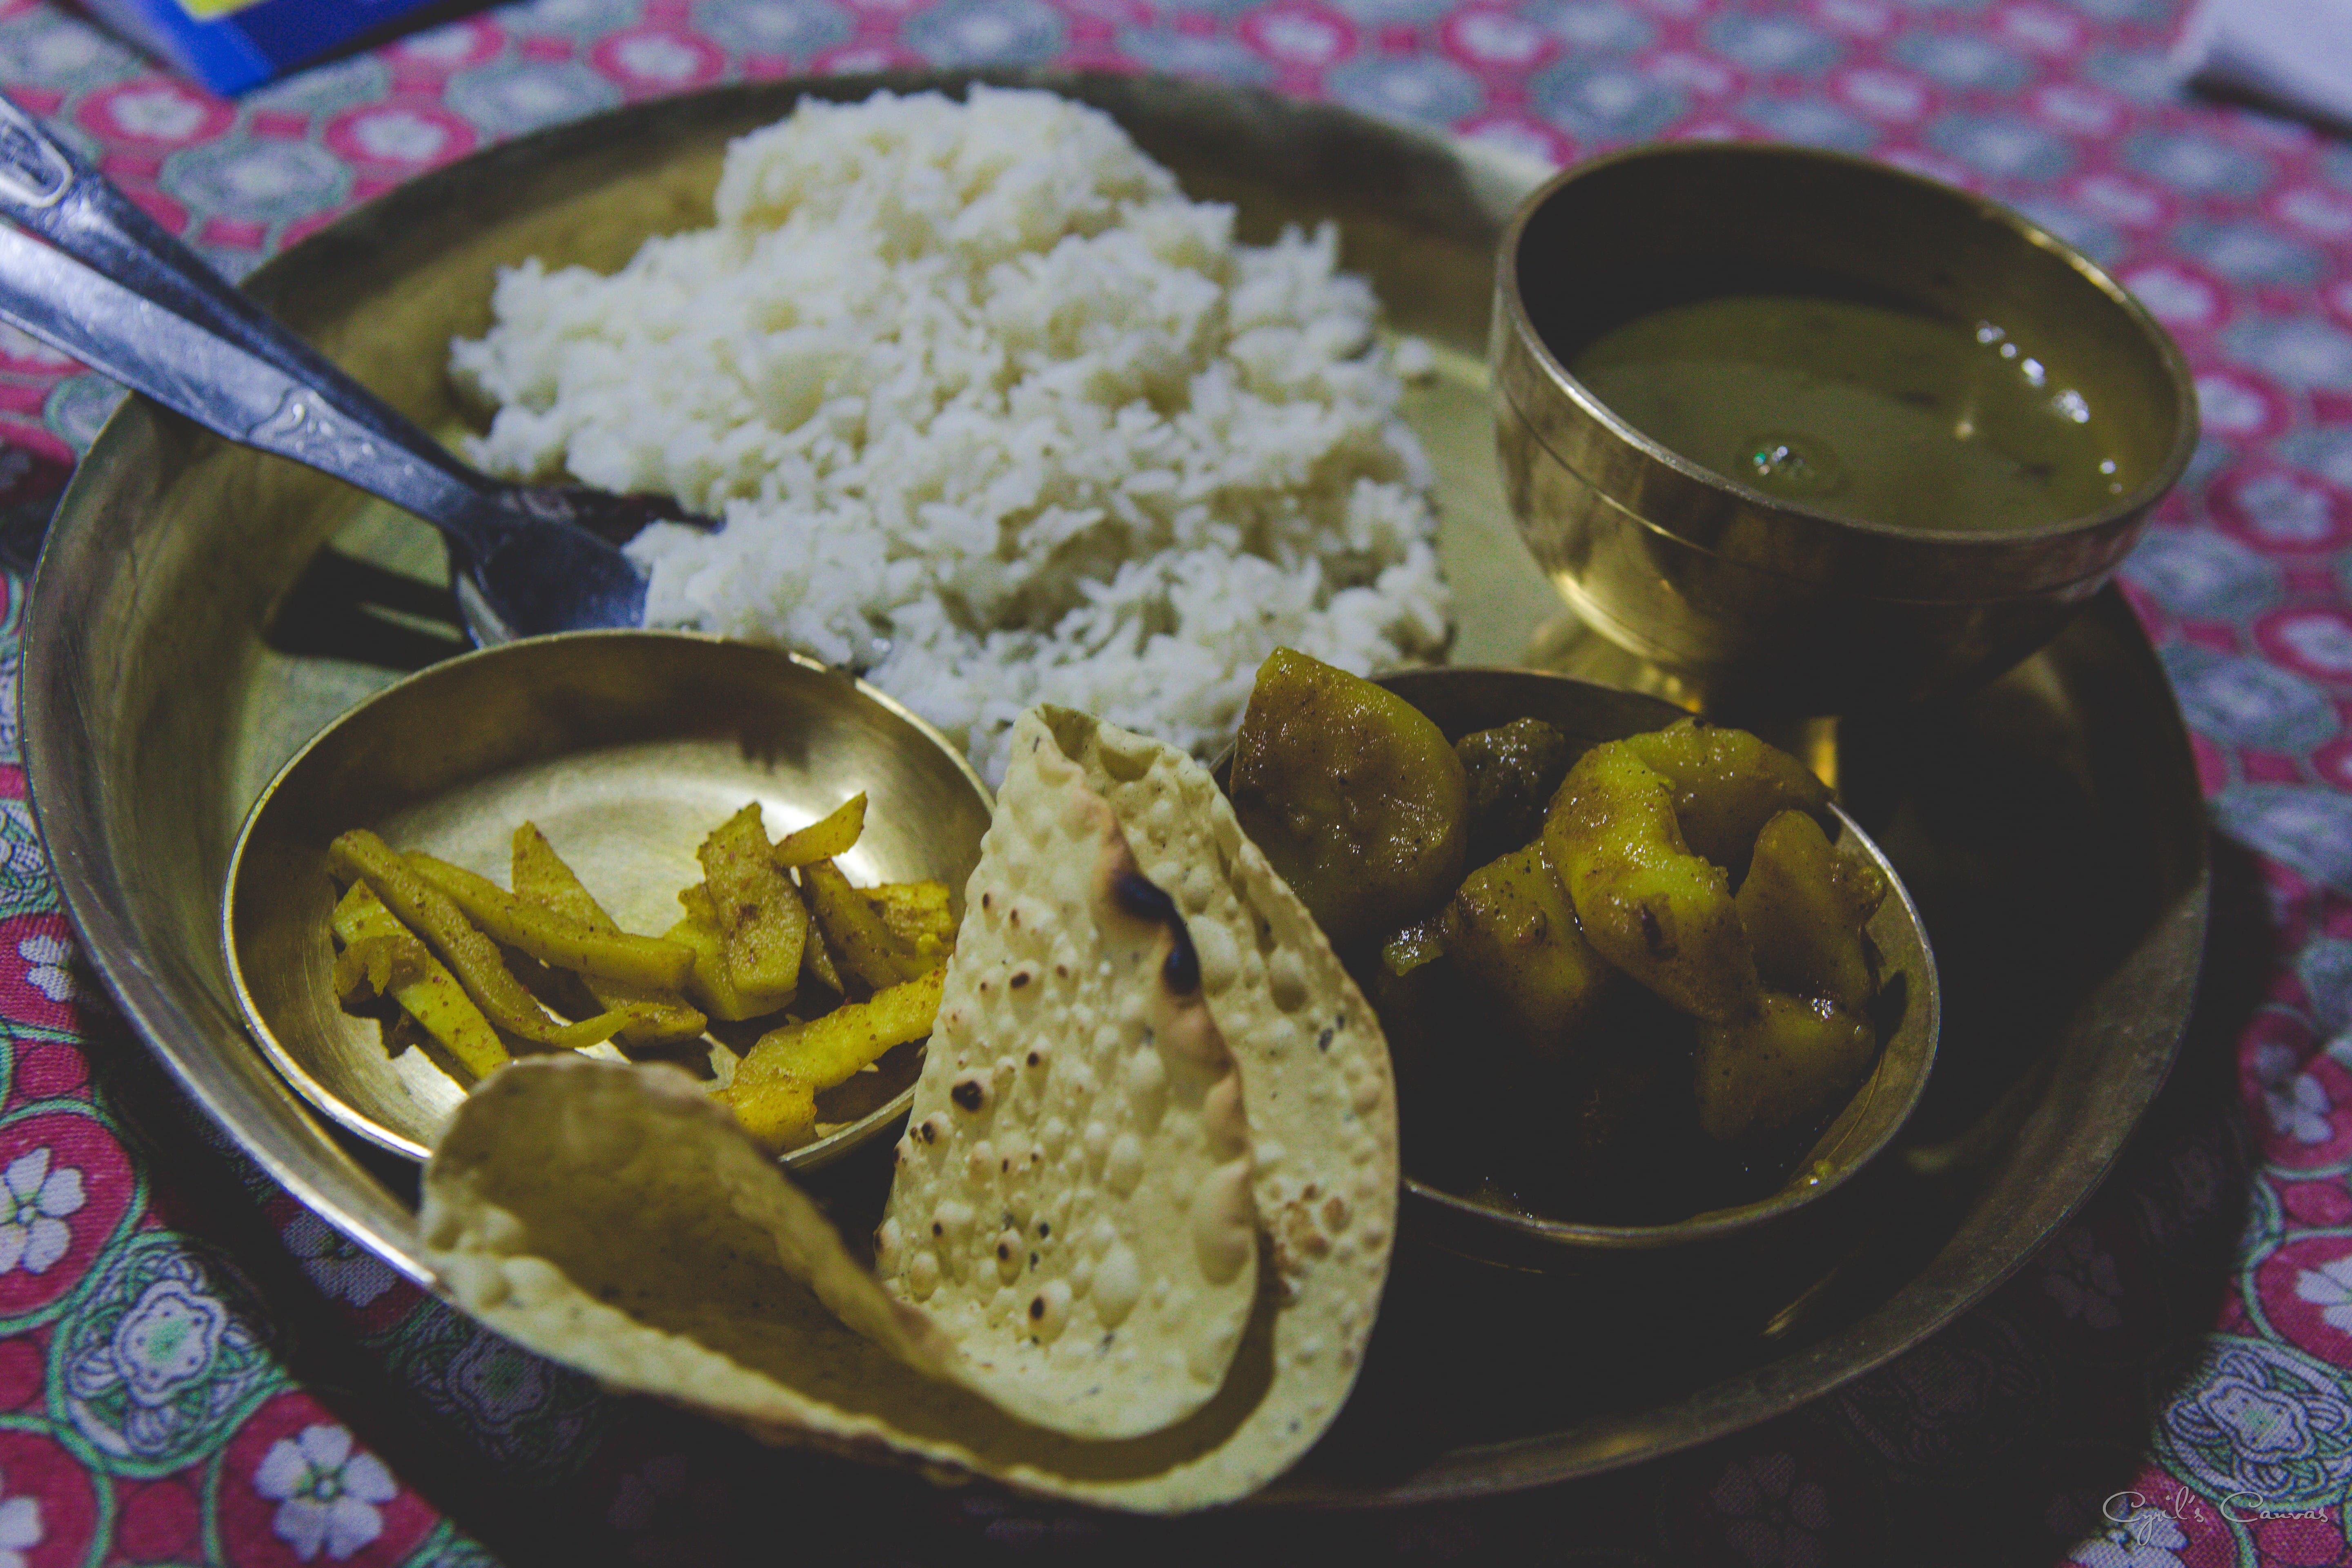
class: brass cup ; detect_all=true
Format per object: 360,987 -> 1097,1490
1492,142 -> 2199,715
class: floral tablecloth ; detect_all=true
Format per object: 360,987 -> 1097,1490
0,0 -> 2339,1561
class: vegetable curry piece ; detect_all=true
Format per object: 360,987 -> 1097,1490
325,795 -> 956,1155
1230,648 -> 1887,1223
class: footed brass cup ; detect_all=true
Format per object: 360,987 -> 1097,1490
1492,142 -> 2199,715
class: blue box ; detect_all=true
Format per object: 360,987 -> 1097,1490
78,0 -> 448,94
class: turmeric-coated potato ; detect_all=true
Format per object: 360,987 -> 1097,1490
329,882 -> 509,1079
667,886 -> 790,1022
1230,648 -> 1468,951
802,858 -> 933,989
722,968 -> 945,1151
1542,741 -> 1757,1024
1379,917 -> 1446,980
1737,809 -> 1886,1013
1442,843 -> 1613,1062
1622,720 -> 1831,875
511,824 -> 707,1048
1456,717 -> 1572,865
327,830 -> 629,1050
1694,991 -> 1875,1143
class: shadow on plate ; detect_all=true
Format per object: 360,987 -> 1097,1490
265,546 -> 468,672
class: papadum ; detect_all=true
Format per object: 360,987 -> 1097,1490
1034,707 -> 1401,1450
874,722 -> 1258,1439
418,706 -> 1399,1512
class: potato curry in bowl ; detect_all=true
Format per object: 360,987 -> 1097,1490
1223,651 -> 1937,1248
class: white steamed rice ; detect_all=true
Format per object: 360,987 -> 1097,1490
451,86 -> 1450,784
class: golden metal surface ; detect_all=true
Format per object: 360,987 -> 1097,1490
224,632 -> 988,1165
19,71 -> 2208,1503
1491,142 -> 2200,716
1369,668 -> 1937,1263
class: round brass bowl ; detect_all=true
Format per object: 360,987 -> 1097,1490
1368,668 -> 1939,1268
1492,142 -> 2198,716
223,630 -> 991,1168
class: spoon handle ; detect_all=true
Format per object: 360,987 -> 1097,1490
0,91 -> 514,554
0,221 -> 517,547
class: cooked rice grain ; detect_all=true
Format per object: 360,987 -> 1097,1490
452,87 -> 1449,782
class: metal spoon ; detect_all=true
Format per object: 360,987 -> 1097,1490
0,92 -> 710,642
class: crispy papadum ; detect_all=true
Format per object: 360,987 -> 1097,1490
417,706 -> 1400,1511
876,723 -> 1257,1438
1035,708 -> 1399,1449
427,1056 -> 961,1378
422,1055 -> 1281,1509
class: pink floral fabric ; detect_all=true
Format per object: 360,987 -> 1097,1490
0,0 -> 2341,1560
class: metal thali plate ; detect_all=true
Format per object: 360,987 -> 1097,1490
20,69 -> 2208,1505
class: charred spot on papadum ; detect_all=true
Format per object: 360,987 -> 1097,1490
1109,870 -> 1202,995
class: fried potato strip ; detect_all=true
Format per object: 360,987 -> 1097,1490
327,830 -> 631,1051
800,914 -> 845,996
329,797 -> 957,1125
510,825 -> 708,1047
667,888 -> 782,1022
330,882 -> 509,1079
722,967 -> 945,1149
772,793 -> 866,869
802,859 -> 932,989
697,804 -> 807,1005
869,880 -> 956,967
407,853 -> 695,991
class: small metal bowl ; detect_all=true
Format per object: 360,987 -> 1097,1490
1368,668 -> 1939,1267
1492,142 -> 2198,716
223,631 -> 991,1168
